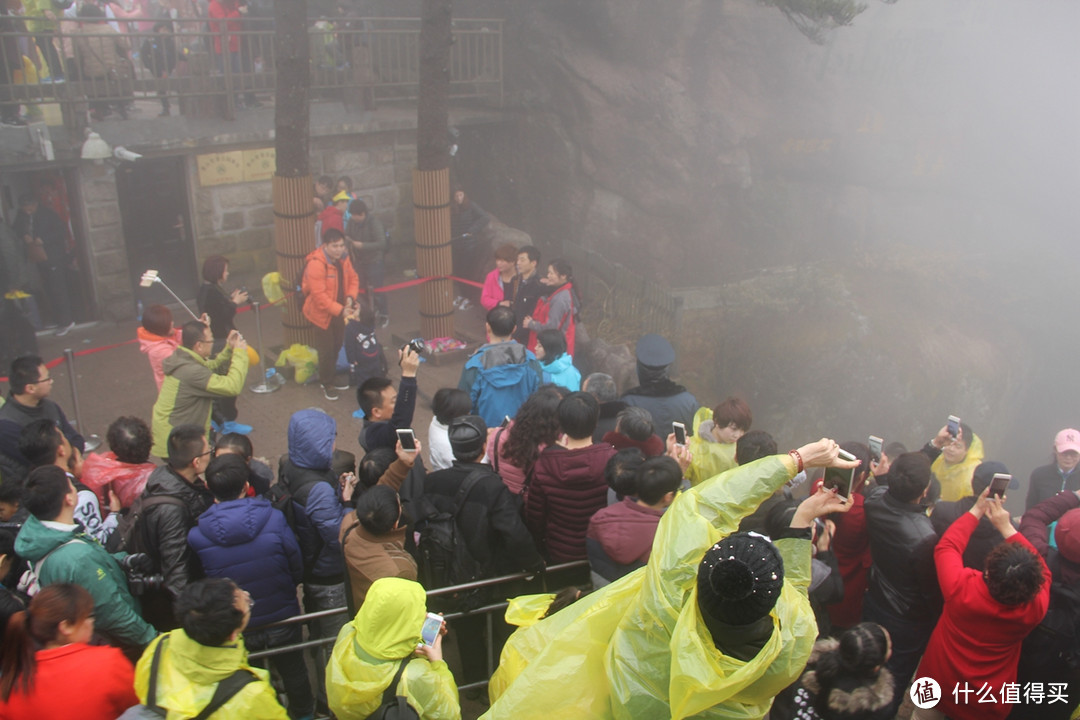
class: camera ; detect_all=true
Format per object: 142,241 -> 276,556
127,571 -> 165,596
402,338 -> 426,355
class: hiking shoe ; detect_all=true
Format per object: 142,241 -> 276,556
322,384 -> 339,401
332,379 -> 350,390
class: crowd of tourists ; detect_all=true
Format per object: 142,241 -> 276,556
0,229 -> 1076,717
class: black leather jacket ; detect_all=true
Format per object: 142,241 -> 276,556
141,465 -> 213,598
864,486 -> 941,621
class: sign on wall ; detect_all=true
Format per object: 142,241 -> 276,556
243,148 -> 276,182
196,151 -> 245,186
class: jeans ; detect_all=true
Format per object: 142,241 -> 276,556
357,257 -> 387,316
302,581 -> 348,709
245,623 -> 315,718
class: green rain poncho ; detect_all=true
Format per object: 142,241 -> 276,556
326,577 -> 461,720
484,455 -> 816,719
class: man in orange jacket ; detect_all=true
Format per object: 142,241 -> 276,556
303,228 -> 360,400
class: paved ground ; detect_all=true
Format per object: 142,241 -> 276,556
36,270 -> 488,465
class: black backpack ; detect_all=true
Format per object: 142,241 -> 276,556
266,469 -> 325,569
118,635 -> 258,719
413,470 -> 486,611
105,495 -> 187,555
366,658 -> 419,720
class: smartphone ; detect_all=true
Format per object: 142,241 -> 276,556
673,422 -> 687,446
868,435 -> 883,463
420,612 -> 444,646
822,449 -> 857,500
989,473 -> 1011,500
947,415 -> 961,438
396,428 -> 417,452
501,415 -> 511,429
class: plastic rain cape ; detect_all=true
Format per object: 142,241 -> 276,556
483,455 -> 817,719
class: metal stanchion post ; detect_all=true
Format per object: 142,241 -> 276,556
250,301 -> 280,394
63,349 -> 101,452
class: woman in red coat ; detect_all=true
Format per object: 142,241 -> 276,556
0,583 -> 137,720
913,489 -> 1049,720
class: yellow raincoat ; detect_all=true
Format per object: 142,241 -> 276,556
687,406 -> 738,487
133,630 -> 288,719
932,434 -> 984,502
483,454 -> 816,720
326,577 -> 461,720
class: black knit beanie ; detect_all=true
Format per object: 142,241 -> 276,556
697,532 -> 784,626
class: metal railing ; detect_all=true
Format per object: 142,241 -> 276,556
0,15 -> 502,126
246,561 -> 589,692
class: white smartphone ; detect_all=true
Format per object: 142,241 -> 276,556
868,435 -> 883,463
673,422 -> 687,446
822,449 -> 857,500
989,473 -> 1011,500
396,428 -> 417,451
420,612 -> 444,646
947,415 -> 961,438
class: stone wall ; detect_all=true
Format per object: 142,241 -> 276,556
78,163 -> 133,320
186,128 -> 417,290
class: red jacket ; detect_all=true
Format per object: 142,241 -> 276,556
601,430 -> 665,458
318,204 -> 345,237
526,443 -> 615,563
587,497 -> 664,565
809,477 -> 872,630
208,0 -> 242,54
0,644 -> 137,719
301,247 -> 360,330
917,513 -> 1050,720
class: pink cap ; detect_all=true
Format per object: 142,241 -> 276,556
1056,428 -> 1080,454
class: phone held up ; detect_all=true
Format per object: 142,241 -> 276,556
989,473 -> 1011,500
673,422 -> 687,447
868,435 -> 883,464
822,449 -> 857,501
396,428 -> 417,452
420,612 -> 444,647
947,415 -> 962,439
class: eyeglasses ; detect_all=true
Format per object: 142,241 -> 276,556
197,445 -> 215,459
35,376 -> 55,384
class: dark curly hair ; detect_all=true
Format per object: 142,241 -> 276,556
809,622 -> 892,717
984,542 -> 1046,606
501,385 -> 566,471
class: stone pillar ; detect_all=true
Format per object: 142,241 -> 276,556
78,164 -> 135,319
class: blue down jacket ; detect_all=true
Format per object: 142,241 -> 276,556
188,496 -> 303,628
280,409 -> 348,582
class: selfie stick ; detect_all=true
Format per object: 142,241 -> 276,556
139,270 -> 199,321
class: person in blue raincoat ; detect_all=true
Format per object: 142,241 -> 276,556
485,437 -> 856,720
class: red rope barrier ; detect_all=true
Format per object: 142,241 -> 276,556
0,274 -> 486,382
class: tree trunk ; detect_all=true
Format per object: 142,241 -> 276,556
273,0 -> 315,346
414,0 -> 455,340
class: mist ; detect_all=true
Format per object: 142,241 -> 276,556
451,0 -> 1080,498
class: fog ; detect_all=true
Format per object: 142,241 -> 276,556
782,0 -> 1080,485
448,0 -> 1080,495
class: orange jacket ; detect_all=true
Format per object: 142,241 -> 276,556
302,247 -> 360,329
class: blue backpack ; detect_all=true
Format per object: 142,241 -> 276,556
471,361 -> 540,428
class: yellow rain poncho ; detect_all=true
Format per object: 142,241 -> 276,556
483,454 -> 816,720
687,406 -> 738,487
326,577 -> 461,720
134,630 -> 288,719
932,433 -> 984,502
